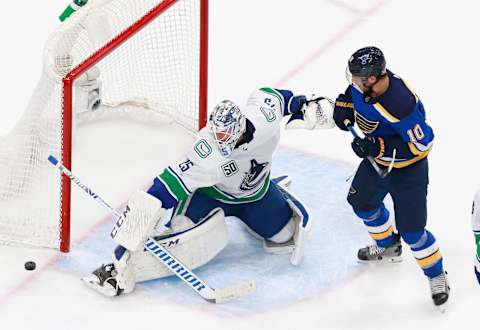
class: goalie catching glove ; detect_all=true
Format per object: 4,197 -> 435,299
285,95 -> 335,130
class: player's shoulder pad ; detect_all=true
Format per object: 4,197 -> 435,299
374,71 -> 418,122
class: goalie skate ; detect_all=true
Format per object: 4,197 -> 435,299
82,263 -> 123,297
357,235 -> 402,263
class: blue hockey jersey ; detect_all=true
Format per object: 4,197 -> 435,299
348,69 -> 434,168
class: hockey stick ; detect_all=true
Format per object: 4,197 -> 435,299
343,120 -> 391,178
48,155 -> 255,303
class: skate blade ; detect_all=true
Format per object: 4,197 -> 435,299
357,256 -> 403,264
435,300 -> 448,313
81,276 -> 117,297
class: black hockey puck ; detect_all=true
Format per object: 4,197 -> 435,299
24,261 -> 36,271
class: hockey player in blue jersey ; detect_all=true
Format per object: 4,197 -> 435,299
333,46 -> 449,309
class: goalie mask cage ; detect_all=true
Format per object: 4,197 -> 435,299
0,0 -> 208,252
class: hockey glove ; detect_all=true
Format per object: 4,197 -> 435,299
285,96 -> 335,130
333,93 -> 355,131
351,137 -> 384,159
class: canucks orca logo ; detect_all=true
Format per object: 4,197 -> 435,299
240,159 -> 268,191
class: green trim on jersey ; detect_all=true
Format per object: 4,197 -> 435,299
158,168 -> 190,201
259,87 -> 284,111
174,196 -> 190,216
476,233 -> 480,257
198,174 -> 271,204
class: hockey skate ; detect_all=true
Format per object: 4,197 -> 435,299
429,270 -> 450,312
82,263 -> 123,297
357,234 -> 402,263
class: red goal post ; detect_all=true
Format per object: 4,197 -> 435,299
0,0 -> 208,252
60,0 -> 209,252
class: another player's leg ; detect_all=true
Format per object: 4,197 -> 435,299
472,188 -> 480,284
347,159 -> 400,263
391,159 -> 449,309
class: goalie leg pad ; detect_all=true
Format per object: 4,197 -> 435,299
262,177 -> 312,265
128,208 -> 228,283
111,190 -> 165,251
268,218 -> 296,243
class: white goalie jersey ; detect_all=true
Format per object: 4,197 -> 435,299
157,88 -> 288,205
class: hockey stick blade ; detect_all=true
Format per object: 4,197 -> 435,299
144,237 -> 256,303
212,280 -> 256,304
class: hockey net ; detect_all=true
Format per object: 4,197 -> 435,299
0,0 -> 208,252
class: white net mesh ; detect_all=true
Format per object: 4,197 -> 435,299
0,0 -> 203,249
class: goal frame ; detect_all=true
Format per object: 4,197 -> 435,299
59,0 -> 209,252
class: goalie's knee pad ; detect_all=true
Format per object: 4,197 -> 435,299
128,208 -> 228,283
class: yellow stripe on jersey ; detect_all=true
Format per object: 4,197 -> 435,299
374,148 -> 431,168
373,103 -> 400,123
416,250 -> 442,269
408,142 -> 425,156
369,226 -> 393,240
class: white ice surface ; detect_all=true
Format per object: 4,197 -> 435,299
1,1 -> 480,329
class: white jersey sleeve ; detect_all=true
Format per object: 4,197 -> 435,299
244,88 -> 284,143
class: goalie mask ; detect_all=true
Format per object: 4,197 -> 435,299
208,100 -> 246,157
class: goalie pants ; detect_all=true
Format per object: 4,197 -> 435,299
178,180 -> 293,239
347,158 -> 444,278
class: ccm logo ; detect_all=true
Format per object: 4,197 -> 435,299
110,206 -> 130,238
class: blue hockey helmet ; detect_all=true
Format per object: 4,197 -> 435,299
348,46 -> 386,78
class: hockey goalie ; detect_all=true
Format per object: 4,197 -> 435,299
82,87 -> 335,296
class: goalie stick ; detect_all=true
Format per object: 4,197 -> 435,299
48,155 -> 255,303
343,119 -> 394,178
